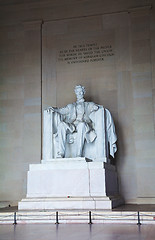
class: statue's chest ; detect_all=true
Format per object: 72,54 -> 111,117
75,103 -> 85,116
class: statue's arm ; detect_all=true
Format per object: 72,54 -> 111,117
46,106 -> 69,115
85,103 -> 99,124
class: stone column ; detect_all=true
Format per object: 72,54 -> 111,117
23,20 -> 43,164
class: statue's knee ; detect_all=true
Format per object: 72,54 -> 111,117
58,122 -> 66,130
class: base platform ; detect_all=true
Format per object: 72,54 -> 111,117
18,157 -> 124,210
18,196 -> 124,210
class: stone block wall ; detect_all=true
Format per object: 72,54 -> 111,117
0,0 -> 155,205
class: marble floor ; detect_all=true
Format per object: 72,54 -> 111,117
0,224 -> 155,240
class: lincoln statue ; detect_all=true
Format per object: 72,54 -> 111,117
48,85 -> 99,158
44,85 -> 117,161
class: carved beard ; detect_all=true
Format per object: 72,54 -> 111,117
76,96 -> 85,103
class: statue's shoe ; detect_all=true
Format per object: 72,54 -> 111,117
56,152 -> 64,158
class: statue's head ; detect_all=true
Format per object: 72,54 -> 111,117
74,85 -> 86,97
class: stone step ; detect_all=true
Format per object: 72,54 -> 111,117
18,196 -> 124,210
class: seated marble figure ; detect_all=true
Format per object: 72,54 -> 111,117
43,85 -> 117,161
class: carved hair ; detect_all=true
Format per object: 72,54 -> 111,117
74,85 -> 86,94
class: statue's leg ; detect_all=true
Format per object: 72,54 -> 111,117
57,122 -> 68,158
76,122 -> 87,157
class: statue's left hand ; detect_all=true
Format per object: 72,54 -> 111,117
90,105 -> 99,113
94,105 -> 99,111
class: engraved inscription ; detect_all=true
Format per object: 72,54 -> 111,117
58,43 -> 114,64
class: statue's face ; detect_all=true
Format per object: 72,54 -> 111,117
75,87 -> 84,100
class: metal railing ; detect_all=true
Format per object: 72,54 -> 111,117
0,211 -> 154,225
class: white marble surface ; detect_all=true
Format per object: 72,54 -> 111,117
30,158 -> 106,170
89,169 -> 106,196
19,197 -> 113,210
18,158 -> 122,210
26,158 -> 111,198
27,169 -> 90,197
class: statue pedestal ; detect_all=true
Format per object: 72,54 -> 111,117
18,158 -> 123,210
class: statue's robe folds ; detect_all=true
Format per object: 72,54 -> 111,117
43,105 -> 117,162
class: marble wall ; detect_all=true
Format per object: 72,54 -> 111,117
0,0 -> 155,206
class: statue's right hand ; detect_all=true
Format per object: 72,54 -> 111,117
46,107 -> 57,113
